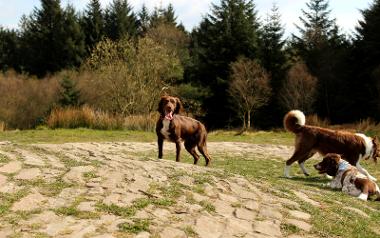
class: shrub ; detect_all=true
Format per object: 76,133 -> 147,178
0,70 -> 59,129
124,113 -> 158,132
47,106 -> 124,130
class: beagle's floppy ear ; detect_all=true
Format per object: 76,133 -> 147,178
174,97 -> 183,114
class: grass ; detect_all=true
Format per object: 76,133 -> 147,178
0,128 -> 293,145
118,219 -> 150,234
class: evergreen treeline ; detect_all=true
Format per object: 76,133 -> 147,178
1,0 -> 380,129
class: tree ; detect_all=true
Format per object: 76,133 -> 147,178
19,0 -> 85,76
258,3 -> 287,127
279,61 -> 317,114
59,76 -> 80,107
353,0 -> 380,120
81,37 -> 183,116
291,0 -> 350,121
188,0 -> 261,128
149,4 -> 180,29
104,0 -> 138,40
61,5 -> 86,69
81,0 -> 104,53
137,4 -> 150,35
0,27 -> 20,71
228,57 -> 271,130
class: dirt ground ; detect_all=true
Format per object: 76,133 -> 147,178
0,141 -> 319,238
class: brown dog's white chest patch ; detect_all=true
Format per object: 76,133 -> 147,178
161,119 -> 171,140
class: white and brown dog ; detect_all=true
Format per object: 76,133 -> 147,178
284,110 -> 380,180
314,153 -> 380,201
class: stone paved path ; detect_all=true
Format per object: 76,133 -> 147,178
0,142 -> 315,238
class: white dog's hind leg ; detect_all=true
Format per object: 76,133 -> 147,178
299,162 -> 310,176
356,162 -> 377,181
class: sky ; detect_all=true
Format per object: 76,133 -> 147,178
0,0 -> 374,37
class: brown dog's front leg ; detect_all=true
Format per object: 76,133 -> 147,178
158,137 -> 163,159
175,141 -> 181,162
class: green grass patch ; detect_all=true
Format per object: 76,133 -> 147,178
54,206 -> 99,219
118,219 -> 150,234
199,200 -> 216,213
0,189 -> 29,216
183,226 -> 197,237
0,129 -> 293,145
281,223 -> 301,236
0,154 -> 10,164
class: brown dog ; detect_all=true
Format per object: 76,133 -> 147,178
156,96 -> 211,166
284,110 -> 380,180
314,153 -> 380,201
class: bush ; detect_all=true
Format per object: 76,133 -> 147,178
0,70 -> 59,129
47,106 -> 124,130
124,114 -> 158,132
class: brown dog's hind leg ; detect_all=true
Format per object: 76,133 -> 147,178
185,140 -> 200,165
198,144 -> 211,166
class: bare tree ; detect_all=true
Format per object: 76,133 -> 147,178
228,57 -> 272,130
279,61 -> 317,113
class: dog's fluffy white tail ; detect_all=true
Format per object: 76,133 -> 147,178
284,110 -> 306,133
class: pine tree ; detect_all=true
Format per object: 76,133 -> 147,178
104,0 -> 138,40
149,4 -> 179,28
137,4 -> 150,35
291,0 -> 350,121
20,0 -> 65,76
188,0 -> 261,128
62,5 -> 86,68
353,0 -> 380,120
59,76 -> 80,107
258,3 -> 287,127
163,4 -> 177,26
82,0 -> 104,53
19,0 -> 85,76
0,27 -> 20,71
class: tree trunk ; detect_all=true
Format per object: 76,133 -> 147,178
247,110 -> 251,130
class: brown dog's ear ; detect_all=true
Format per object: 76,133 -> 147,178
372,137 -> 379,163
174,97 -> 183,114
326,158 -> 339,176
157,97 -> 166,113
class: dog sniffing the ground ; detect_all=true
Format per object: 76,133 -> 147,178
284,110 -> 380,180
314,153 -> 380,201
156,96 -> 211,166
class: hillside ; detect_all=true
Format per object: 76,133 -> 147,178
0,136 -> 379,237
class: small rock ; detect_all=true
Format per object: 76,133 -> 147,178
160,227 -> 187,238
285,218 -> 312,232
289,210 -> 311,220
0,161 -> 22,174
253,220 -> 282,237
12,192 -> 47,211
77,201 -> 96,212
135,232 -> 151,238
194,215 -> 225,238
234,208 -> 256,220
14,168 -> 41,180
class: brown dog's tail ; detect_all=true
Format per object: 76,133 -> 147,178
284,110 -> 306,133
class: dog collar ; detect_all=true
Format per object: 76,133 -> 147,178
338,160 -> 350,171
